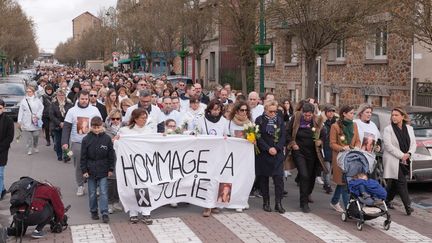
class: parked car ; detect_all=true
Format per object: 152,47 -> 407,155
0,81 -> 26,120
166,75 -> 193,86
372,106 -> 432,184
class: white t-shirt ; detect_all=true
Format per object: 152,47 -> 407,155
354,119 -> 381,153
251,104 -> 264,122
118,125 -> 153,135
159,110 -> 182,126
197,116 -> 228,136
226,120 -> 246,138
180,108 -> 204,131
64,104 -> 101,143
124,104 -> 162,133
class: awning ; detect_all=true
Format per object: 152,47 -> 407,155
118,58 -> 131,64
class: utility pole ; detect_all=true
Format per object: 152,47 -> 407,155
254,0 -> 271,94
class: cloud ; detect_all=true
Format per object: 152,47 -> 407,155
17,0 -> 117,53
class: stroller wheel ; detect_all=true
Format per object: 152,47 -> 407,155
341,212 -> 347,222
383,220 -> 391,231
356,221 -> 363,231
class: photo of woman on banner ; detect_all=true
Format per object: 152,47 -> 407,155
217,183 -> 232,203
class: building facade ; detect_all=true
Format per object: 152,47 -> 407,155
72,12 -> 102,40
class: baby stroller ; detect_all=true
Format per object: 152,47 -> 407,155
337,149 -> 391,231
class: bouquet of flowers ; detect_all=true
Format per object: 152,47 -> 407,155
165,128 -> 183,135
243,122 -> 261,154
63,148 -> 73,162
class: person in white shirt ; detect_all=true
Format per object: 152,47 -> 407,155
171,97 -> 181,112
124,90 -> 161,133
159,97 -> 181,126
18,86 -> 44,155
248,91 -> 264,121
61,90 -> 102,197
354,103 -> 381,153
180,96 -> 205,133
226,101 -> 251,138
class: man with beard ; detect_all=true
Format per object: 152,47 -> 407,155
158,97 -> 181,132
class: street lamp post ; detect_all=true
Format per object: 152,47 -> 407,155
0,51 -> 6,77
178,37 -> 189,76
254,0 -> 271,94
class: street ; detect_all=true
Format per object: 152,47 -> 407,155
1,132 -> 432,243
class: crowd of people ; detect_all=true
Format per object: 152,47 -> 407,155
0,66 -> 416,238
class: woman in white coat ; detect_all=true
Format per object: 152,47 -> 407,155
18,86 -> 44,155
383,107 -> 416,215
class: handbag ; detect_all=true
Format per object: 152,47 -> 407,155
284,149 -> 296,170
25,99 -> 43,128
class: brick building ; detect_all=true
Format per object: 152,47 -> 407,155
72,12 -> 102,40
257,17 -> 432,107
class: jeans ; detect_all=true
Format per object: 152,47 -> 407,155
71,142 -> 85,187
331,185 -> 349,208
52,129 -> 62,160
0,166 -> 4,192
88,177 -> 108,216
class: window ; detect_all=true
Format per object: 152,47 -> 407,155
209,52 -> 216,80
366,25 -> 388,60
265,41 -> 275,64
284,36 -> 298,63
336,39 -> 346,60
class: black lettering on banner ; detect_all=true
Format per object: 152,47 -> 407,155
135,188 -> 151,207
121,155 -> 137,186
181,150 -> 196,175
191,175 -> 198,197
157,151 -> 171,179
134,154 -> 151,183
175,178 -> 187,197
145,152 -> 161,181
220,152 -> 234,176
195,178 -> 210,200
154,182 -> 168,201
197,150 -> 210,174
163,181 -> 176,199
169,151 -> 184,180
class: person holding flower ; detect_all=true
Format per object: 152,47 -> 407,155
255,101 -> 286,213
287,103 -> 324,213
226,101 -> 251,139
329,105 -> 361,213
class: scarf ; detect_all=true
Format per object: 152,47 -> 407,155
205,112 -> 222,123
57,99 -> 66,117
299,115 -> 312,128
391,122 -> 411,175
265,115 -> 278,135
232,114 -> 250,126
342,119 -> 354,145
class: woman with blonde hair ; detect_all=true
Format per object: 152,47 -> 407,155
383,107 -> 416,215
120,98 -> 134,124
105,89 -> 120,115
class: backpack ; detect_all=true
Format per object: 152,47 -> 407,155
8,177 -> 40,214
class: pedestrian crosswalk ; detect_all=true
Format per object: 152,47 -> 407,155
61,210 -> 432,243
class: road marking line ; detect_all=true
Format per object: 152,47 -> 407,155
71,223 -> 116,243
282,212 -> 365,243
214,213 -> 285,242
148,217 -> 202,243
365,217 -> 432,243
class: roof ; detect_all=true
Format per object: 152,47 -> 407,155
72,11 -> 101,22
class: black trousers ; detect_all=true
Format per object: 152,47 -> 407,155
259,175 -> 284,202
293,150 -> 317,207
12,204 -> 53,236
42,117 -> 51,143
386,165 -> 411,208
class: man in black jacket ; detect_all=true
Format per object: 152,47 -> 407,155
80,117 -> 115,223
0,99 -> 14,200
89,89 -> 107,121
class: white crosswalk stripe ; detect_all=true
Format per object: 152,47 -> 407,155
365,217 -> 432,243
148,217 -> 202,243
282,212 -> 365,243
213,213 -> 285,243
71,224 -> 116,243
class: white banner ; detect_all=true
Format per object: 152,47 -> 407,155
114,134 -> 255,215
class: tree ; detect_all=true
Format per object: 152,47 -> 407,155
218,0 -> 259,94
182,0 -> 215,81
269,0 -> 388,99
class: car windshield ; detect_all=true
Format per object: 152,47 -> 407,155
409,112 -> 432,137
0,83 -> 25,96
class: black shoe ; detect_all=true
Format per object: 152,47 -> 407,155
405,206 -> 414,216
102,214 -> 109,223
91,212 -> 99,220
301,204 -> 311,213
57,157 -> 63,161
386,201 -> 395,209
275,202 -> 286,214
46,141 -> 51,146
323,185 -> 332,194
263,199 -> 272,212
142,215 -> 153,225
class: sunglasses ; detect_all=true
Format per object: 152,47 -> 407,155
89,94 -> 98,97
239,109 -> 249,112
111,117 -> 121,121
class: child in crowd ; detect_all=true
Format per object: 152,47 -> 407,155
348,173 -> 387,206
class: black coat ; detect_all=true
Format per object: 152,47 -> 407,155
0,113 -> 14,165
94,102 -> 108,122
80,131 -> 115,179
49,100 -> 73,131
255,114 -> 286,176
41,94 -> 54,119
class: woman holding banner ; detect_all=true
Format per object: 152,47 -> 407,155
255,101 -> 286,214
115,108 -> 153,224
197,99 -> 227,217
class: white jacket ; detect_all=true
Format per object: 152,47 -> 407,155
383,124 -> 417,179
18,95 -> 44,131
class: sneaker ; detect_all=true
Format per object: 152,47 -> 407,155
253,189 -> 263,198
102,214 -> 109,223
170,203 -> 178,208
129,216 -> 139,224
76,186 -> 85,196
202,208 -> 211,217
113,202 -> 123,211
211,208 -> 220,214
284,170 -> 292,178
27,150 -> 32,155
323,185 -> 333,194
330,202 -> 345,213
141,215 -> 153,225
316,177 -> 324,185
235,208 -> 243,213
91,212 -> 100,220
301,204 -> 311,213
31,230 -> 45,239
108,204 -> 114,214
34,148 -> 39,153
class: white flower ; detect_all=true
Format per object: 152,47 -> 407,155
67,151 -> 74,157
255,125 -> 259,132
273,125 -> 277,129
340,135 -> 346,141
166,128 -> 174,134
311,127 -> 316,132
243,124 -> 248,130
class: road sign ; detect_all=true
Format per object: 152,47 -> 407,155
113,57 -> 119,68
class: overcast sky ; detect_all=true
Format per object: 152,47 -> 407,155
17,0 -> 117,53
